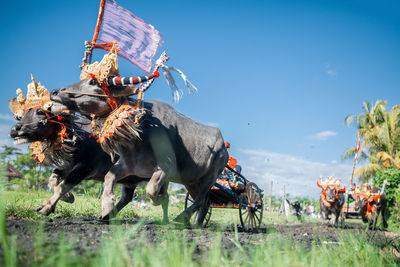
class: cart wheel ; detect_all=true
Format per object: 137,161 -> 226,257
239,182 -> 263,231
184,192 -> 212,227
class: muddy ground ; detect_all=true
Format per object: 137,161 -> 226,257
6,217 -> 400,263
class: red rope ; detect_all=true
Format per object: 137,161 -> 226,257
101,82 -> 118,110
48,120 -> 68,142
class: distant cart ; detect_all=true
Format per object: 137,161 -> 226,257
185,166 -> 264,231
340,193 -> 360,226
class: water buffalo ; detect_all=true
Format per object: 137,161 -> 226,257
356,184 -> 388,229
317,181 -> 346,226
50,78 -> 228,225
9,107 -> 150,219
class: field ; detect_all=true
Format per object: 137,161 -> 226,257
1,189 -> 400,266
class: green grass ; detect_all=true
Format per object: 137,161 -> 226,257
2,189 -> 400,266
4,189 -> 187,222
3,223 -> 398,267
4,190 -> 319,225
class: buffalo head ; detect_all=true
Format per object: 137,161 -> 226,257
50,79 -> 138,117
356,192 -> 381,220
356,196 -> 368,216
10,108 -> 61,145
325,187 -> 338,203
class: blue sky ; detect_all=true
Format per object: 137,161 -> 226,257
1,0 -> 399,197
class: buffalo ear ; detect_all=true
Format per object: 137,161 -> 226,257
36,109 -> 46,115
89,79 -> 98,86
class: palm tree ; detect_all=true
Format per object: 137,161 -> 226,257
0,145 -> 21,164
343,101 -> 400,182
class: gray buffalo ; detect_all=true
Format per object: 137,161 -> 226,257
317,181 -> 346,226
50,78 -> 228,225
9,107 -> 150,218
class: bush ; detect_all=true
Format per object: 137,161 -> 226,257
374,167 -> 400,228
373,167 -> 400,206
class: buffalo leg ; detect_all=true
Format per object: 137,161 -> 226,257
146,169 -> 170,205
330,212 -> 336,226
106,185 -> 137,218
36,163 -> 88,215
175,171 -> 215,226
381,204 -> 388,228
101,161 -> 132,219
146,126 -> 176,205
160,182 -> 169,223
321,209 -> 329,224
333,210 -> 340,227
145,169 -> 170,222
196,191 -> 210,226
48,170 -> 75,204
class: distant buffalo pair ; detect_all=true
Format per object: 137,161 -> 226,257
11,78 -> 228,226
318,182 -> 387,228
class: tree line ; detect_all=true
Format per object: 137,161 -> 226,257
344,100 -> 400,227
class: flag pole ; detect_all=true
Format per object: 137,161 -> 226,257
83,0 -> 106,65
350,136 -> 361,185
92,0 -> 107,45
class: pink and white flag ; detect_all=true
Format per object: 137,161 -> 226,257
97,0 -> 162,73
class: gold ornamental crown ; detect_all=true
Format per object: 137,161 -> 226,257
320,176 -> 341,188
9,75 -> 52,117
80,49 -> 119,83
355,183 -> 380,201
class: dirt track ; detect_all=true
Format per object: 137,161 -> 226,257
6,217 -> 399,263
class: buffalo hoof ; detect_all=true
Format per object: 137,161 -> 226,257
60,192 -> 75,204
159,218 -> 169,225
35,205 -> 45,212
98,216 -> 110,224
100,214 -> 110,220
174,213 -> 189,226
36,204 -> 55,216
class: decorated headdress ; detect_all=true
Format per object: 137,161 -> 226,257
317,176 -> 345,191
80,45 -> 120,83
355,183 -> 381,203
9,75 -> 52,117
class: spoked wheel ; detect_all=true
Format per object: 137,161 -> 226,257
184,192 -> 212,227
239,182 -> 263,231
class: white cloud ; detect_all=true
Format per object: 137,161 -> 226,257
0,113 -> 14,122
239,149 -> 352,198
309,130 -> 338,141
326,69 -> 336,76
325,63 -> 337,76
